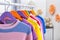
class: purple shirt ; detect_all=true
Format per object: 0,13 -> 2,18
22,19 -> 37,40
0,12 -> 17,24
17,11 -> 27,19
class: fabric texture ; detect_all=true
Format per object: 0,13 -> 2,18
0,12 -> 17,24
22,19 -> 37,40
21,10 -> 29,17
30,10 -> 37,16
36,15 -> 46,33
30,14 -> 41,27
30,14 -> 44,40
0,20 -> 33,40
27,17 -> 43,40
0,20 -> 4,24
17,11 -> 27,19
25,10 -> 30,16
10,10 -> 23,21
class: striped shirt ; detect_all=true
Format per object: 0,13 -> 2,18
0,20 -> 33,40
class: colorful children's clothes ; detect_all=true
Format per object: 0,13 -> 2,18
22,19 -> 37,40
0,20 -> 33,40
17,11 -> 27,19
36,15 -> 46,33
27,17 -> 43,40
10,10 -> 23,21
30,14 -> 41,26
30,14 -> 44,39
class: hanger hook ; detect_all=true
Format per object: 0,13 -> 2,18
5,0 -> 10,11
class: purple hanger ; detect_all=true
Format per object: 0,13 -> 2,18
0,12 -> 17,24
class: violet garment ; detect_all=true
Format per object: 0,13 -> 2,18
0,12 -> 17,24
22,19 -> 37,40
36,15 -> 46,34
17,11 -> 27,19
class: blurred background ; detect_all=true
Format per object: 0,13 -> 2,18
0,0 -> 60,40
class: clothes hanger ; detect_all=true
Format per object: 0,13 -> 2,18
10,10 -> 23,21
0,1 -> 17,24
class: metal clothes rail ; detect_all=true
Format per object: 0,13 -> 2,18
0,2 -> 35,9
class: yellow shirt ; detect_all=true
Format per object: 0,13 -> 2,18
27,17 -> 43,40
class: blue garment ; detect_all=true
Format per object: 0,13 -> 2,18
36,15 -> 46,34
0,20 -> 31,35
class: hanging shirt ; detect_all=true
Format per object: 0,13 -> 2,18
22,19 -> 37,40
10,10 -> 23,21
0,12 -> 16,24
0,12 -> 17,24
0,20 -> 33,40
27,17 -> 43,40
30,14 -> 41,27
36,15 -> 46,34
21,10 -> 29,17
30,14 -> 44,40
17,11 -> 27,19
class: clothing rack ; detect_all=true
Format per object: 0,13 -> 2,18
0,2 -> 35,9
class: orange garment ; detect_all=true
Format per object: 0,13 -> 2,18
25,10 -> 30,16
30,10 -> 37,16
10,10 -> 23,21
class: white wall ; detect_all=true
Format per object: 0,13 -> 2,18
0,0 -> 5,16
0,0 -> 14,16
20,0 -> 46,17
46,0 -> 60,40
